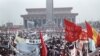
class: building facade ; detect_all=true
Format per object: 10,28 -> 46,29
21,7 -> 78,29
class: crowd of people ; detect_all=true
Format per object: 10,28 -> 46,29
46,36 -> 89,56
0,30 -> 96,56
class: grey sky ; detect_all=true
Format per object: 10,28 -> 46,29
0,0 -> 100,26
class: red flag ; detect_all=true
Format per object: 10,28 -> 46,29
40,32 -> 47,56
64,19 -> 82,42
85,21 -> 93,39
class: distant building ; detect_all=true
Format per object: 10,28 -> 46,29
21,0 -> 78,33
6,22 -> 13,28
0,23 -> 24,33
7,25 -> 24,33
21,7 -> 78,29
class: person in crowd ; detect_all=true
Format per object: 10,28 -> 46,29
14,32 -> 25,44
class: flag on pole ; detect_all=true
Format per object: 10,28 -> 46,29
40,32 -> 47,56
85,21 -> 93,39
64,19 -> 82,42
85,21 -> 98,44
85,21 -> 98,53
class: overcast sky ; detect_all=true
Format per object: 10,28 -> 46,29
0,0 -> 100,26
